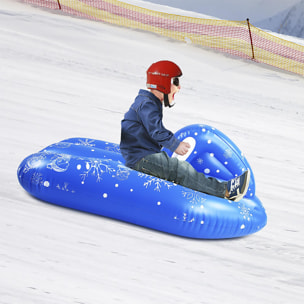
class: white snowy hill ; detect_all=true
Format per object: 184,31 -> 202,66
141,0 -> 300,22
257,0 -> 304,38
145,0 -> 304,37
1,0 -> 304,303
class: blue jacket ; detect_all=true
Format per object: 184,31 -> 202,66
120,89 -> 180,168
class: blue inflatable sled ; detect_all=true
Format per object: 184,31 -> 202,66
17,124 -> 267,239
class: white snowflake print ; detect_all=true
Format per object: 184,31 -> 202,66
223,148 -> 233,159
104,143 -> 120,153
56,182 -> 75,193
196,158 -> 204,165
138,173 -> 176,192
48,141 -> 73,149
47,154 -> 71,173
182,189 -> 207,205
31,172 -> 43,185
174,213 -> 195,223
23,154 -> 46,173
80,159 -> 116,183
76,138 -> 96,147
115,164 -> 131,181
177,131 -> 189,141
238,202 -> 253,221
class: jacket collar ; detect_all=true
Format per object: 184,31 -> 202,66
138,89 -> 162,108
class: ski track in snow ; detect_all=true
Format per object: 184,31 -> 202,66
1,1 -> 304,303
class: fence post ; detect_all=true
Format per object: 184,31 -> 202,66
247,18 -> 255,59
57,0 -> 61,10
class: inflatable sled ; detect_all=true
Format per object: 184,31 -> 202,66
17,124 -> 267,239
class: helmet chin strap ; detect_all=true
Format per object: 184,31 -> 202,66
164,94 -> 174,108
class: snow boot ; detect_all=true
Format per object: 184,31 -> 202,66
226,170 -> 250,202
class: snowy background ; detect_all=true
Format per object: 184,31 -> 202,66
145,0 -> 304,38
1,0 -> 304,303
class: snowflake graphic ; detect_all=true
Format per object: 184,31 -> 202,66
223,148 -> 233,159
174,213 -> 195,223
238,202 -> 252,221
182,189 -> 207,205
23,154 -> 46,173
177,131 -> 190,141
80,159 -> 116,183
104,143 -> 120,153
138,172 -> 176,192
49,141 -> 73,149
31,172 -> 43,185
116,164 -> 131,181
56,182 -> 75,193
47,154 -> 71,173
196,158 -> 204,165
76,138 -> 96,147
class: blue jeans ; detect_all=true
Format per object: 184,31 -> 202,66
134,152 -> 227,198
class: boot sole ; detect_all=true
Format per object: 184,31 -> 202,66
232,169 -> 251,202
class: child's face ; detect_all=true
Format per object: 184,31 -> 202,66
168,79 -> 181,106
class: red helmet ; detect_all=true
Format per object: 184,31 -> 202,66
146,60 -> 182,94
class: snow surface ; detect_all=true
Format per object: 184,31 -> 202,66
1,0 -> 304,303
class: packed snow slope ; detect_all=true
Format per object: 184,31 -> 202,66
1,1 -> 304,303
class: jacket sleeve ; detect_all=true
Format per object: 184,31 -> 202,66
138,100 -> 180,152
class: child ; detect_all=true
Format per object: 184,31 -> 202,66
120,60 -> 250,201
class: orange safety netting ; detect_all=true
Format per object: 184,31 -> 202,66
23,0 -> 304,76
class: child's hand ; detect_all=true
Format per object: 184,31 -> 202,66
175,142 -> 191,156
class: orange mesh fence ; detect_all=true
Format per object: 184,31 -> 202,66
23,0 -> 304,76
